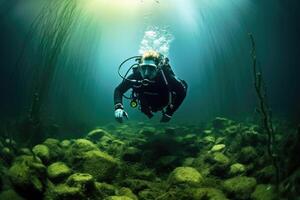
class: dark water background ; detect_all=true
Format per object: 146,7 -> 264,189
0,0 -> 299,134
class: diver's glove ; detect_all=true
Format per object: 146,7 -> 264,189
114,103 -> 128,123
160,113 -> 172,123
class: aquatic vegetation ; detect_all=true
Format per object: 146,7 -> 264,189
0,117 -> 298,199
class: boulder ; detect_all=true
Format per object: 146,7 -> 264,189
86,128 -> 109,143
223,176 -> 257,199
8,155 -> 46,198
43,138 -> 63,161
47,162 -> 72,182
168,167 -> 203,186
210,144 -> 226,152
44,183 -> 82,200
32,144 -> 50,163
80,150 -> 119,181
66,173 -> 95,192
229,163 -> 246,176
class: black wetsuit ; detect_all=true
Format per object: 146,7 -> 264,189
114,64 -> 187,118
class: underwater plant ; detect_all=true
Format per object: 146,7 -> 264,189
249,33 -> 280,191
16,0 -> 79,145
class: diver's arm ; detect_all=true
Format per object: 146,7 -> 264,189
164,72 -> 187,116
114,74 -> 134,108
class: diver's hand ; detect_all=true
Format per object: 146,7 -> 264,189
160,113 -> 171,123
115,108 -> 128,123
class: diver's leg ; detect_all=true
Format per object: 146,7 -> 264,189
141,105 -> 154,118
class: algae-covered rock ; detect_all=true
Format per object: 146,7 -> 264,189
86,128 -> 109,142
238,146 -> 258,164
67,139 -> 98,165
117,187 -> 138,200
203,135 -> 215,144
80,150 -> 119,181
60,140 -> 71,148
168,167 -> 203,186
229,163 -> 246,176
223,176 -> 257,199
251,184 -> 276,200
105,196 -> 134,200
32,144 -> 50,163
44,183 -> 82,200
8,155 -> 46,198
0,189 -> 25,200
66,173 -> 95,190
208,152 -> 230,176
43,138 -> 63,161
95,182 -> 116,196
210,144 -> 226,152
47,162 -> 71,182
191,187 -> 229,200
211,152 -> 230,165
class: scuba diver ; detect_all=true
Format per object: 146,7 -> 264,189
114,50 -> 187,123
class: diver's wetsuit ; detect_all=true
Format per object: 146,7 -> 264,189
114,64 -> 187,118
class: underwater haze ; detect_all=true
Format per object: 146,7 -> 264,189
0,0 -> 300,199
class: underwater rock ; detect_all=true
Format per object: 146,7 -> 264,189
0,189 -> 25,200
138,189 -> 160,200
32,144 -> 50,164
8,155 -> 46,198
251,184 -> 276,200
238,146 -> 258,164
60,140 -> 71,149
104,196 -> 134,200
67,139 -> 98,165
210,152 -> 230,165
122,147 -> 143,162
107,139 -> 127,157
210,144 -> 226,152
168,167 -> 203,186
191,187 -> 229,200
223,176 -> 257,199
43,138 -> 63,161
66,173 -> 95,192
117,187 -> 138,200
208,152 -> 230,176
79,150 -> 119,181
86,128 -> 109,143
203,135 -> 215,144
47,162 -> 72,182
229,163 -> 246,176
95,182 -> 116,196
44,183 -> 82,200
